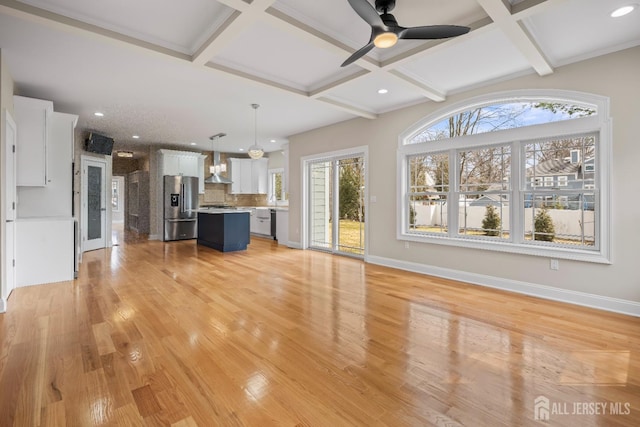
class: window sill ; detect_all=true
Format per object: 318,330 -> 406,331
398,232 -> 611,264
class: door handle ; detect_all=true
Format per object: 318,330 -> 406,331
100,208 -> 106,211
181,184 -> 185,212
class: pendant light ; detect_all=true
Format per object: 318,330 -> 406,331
247,103 -> 264,159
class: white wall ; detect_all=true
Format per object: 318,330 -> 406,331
288,47 -> 640,308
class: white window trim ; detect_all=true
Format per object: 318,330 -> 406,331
397,90 -> 611,264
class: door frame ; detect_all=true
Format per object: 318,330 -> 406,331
81,155 -> 111,252
1,110 -> 18,312
301,145 -> 369,259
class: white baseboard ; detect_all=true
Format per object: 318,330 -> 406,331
367,255 -> 640,317
286,241 -> 302,249
0,297 -> 5,313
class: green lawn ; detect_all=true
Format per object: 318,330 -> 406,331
326,219 -> 365,255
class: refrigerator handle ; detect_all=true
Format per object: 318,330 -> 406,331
181,183 -> 185,213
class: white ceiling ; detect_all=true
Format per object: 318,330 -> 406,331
0,0 -> 638,157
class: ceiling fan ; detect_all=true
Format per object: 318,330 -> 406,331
342,0 -> 470,67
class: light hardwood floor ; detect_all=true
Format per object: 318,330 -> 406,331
1,235 -> 639,426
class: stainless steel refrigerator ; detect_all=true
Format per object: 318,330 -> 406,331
163,175 -> 199,241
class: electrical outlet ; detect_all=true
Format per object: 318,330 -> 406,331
404,242 -> 410,249
550,259 -> 559,270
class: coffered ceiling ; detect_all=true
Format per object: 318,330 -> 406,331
0,0 -> 638,155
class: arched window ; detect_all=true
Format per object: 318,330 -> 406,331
397,90 -> 610,263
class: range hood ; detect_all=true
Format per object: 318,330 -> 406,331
204,151 -> 232,184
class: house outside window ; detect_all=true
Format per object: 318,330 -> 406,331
398,90 -> 611,263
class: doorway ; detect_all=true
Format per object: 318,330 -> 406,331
81,156 -> 108,252
306,149 -> 367,258
111,176 -> 125,245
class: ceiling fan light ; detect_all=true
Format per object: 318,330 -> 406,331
374,32 -> 398,48
248,145 -> 264,159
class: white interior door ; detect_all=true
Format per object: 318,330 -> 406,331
82,157 -> 107,252
3,111 -> 17,299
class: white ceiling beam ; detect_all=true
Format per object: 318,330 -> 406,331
263,7 -> 379,71
309,69 -> 370,98
315,97 -> 377,120
476,0 -> 554,76
0,0 -> 190,61
204,62 -> 376,120
511,0 -> 569,19
387,70 -> 446,102
380,17 -> 495,69
191,0 -> 276,66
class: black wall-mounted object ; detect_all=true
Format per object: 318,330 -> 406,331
85,132 -> 114,155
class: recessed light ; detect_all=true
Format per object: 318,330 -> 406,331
132,135 -> 140,139
378,88 -> 389,94
611,5 -> 636,17
94,112 -> 104,117
270,139 -> 276,143
190,142 -> 197,146
239,148 -> 244,151
116,151 -> 134,158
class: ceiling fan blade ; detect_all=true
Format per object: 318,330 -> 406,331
341,42 -> 375,67
347,0 -> 384,28
400,25 -> 470,40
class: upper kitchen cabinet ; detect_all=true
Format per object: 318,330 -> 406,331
13,96 -> 54,187
159,149 -> 206,194
252,158 -> 268,194
229,158 -> 268,194
16,112 -> 78,218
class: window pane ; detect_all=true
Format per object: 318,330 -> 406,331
408,195 -> 448,234
459,145 -> 511,192
523,193 -> 596,247
407,102 -> 597,144
459,195 -> 510,239
525,135 -> 596,190
409,153 -> 449,192
274,172 -> 283,200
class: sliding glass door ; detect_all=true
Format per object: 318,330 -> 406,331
308,154 -> 365,257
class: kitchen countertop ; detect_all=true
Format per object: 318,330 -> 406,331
198,207 -> 252,214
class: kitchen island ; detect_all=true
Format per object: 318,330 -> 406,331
197,208 -> 251,252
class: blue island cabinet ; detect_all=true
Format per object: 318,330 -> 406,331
197,211 -> 250,252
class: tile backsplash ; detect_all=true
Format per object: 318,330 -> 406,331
199,184 -> 267,207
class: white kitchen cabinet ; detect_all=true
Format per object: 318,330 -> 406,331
162,154 -> 180,176
180,155 -> 198,178
229,158 -> 268,194
198,156 -> 205,194
16,218 -> 74,286
13,96 -> 54,187
276,209 -> 289,246
159,149 -> 205,193
252,158 -> 268,194
229,158 -> 250,194
17,112 -> 77,218
252,208 -> 271,236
